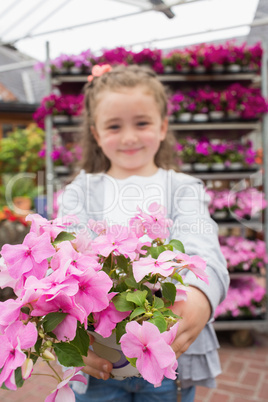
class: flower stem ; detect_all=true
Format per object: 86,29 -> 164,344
47,361 -> 62,383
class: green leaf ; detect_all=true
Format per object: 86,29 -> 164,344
126,290 -> 147,307
14,367 -> 24,388
114,282 -> 128,293
162,309 -> 180,319
126,357 -> 137,368
172,272 -> 184,285
70,326 -> 90,356
149,245 -> 166,259
116,320 -> 127,343
53,231 -> 75,245
162,282 -> 176,305
149,316 -> 167,333
130,307 -> 146,320
54,343 -> 85,367
153,296 -> 164,309
113,292 -> 135,312
42,312 -> 68,333
124,276 -> 138,289
169,239 -> 185,253
115,255 -> 129,271
34,338 -> 43,354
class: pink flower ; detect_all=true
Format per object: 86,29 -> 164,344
45,367 -> 87,402
26,214 -> 78,241
120,321 -> 178,385
93,293 -> 130,337
175,284 -> 191,302
132,203 -> 173,240
31,293 -> 86,341
175,252 -> 209,284
92,225 -> 139,260
73,269 -> 113,316
1,232 -> 56,280
132,250 -> 177,282
0,321 -> 37,390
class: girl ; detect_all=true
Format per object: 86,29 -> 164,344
58,64 -> 229,402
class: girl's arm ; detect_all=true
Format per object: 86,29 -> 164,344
169,175 -> 229,356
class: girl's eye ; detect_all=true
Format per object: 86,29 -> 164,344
137,121 -> 149,127
108,125 -> 120,130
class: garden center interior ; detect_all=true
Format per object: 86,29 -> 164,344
0,1 -> 268,401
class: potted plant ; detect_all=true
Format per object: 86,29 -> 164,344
0,124 -> 45,174
0,204 -> 208,398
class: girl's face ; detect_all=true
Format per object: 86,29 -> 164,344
92,86 -> 168,179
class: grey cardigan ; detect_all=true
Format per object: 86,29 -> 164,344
58,169 -> 229,389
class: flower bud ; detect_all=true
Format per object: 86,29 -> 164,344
42,350 -> 55,361
21,358 -> 34,380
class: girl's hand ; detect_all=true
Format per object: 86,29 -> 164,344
82,334 -> 113,380
170,286 -> 211,359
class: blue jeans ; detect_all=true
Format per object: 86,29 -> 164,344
74,377 -> 176,402
74,377 -> 195,402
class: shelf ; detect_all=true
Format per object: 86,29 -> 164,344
192,169 -> 260,180
159,73 -> 261,84
216,219 -> 262,230
169,121 -> 261,131
213,319 -> 267,331
52,72 -> 261,85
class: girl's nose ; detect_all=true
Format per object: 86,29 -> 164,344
121,129 -> 137,144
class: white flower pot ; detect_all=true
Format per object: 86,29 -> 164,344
70,115 -> 83,123
177,112 -> 192,122
192,113 -> 209,122
226,64 -> 241,73
181,163 -> 192,172
211,163 -> 225,171
70,66 -> 81,74
212,211 -> 228,219
211,64 -> 225,73
226,110 -> 240,120
193,163 -> 210,171
54,166 -> 71,175
193,65 -> 206,74
53,115 -> 70,124
88,330 -> 141,381
228,163 -> 243,170
209,111 -> 224,121
164,66 -> 174,73
178,67 -> 191,74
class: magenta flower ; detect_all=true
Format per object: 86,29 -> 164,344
120,321 -> 178,385
132,250 -> 177,282
45,367 -> 87,402
93,292 -> 130,337
1,231 -> 56,280
0,321 -> 37,390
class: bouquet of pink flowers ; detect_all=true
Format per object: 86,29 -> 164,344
0,203 -> 208,400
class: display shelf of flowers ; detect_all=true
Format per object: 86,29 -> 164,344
0,204 -> 210,398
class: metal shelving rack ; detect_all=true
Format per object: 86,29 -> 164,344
159,67 -> 268,333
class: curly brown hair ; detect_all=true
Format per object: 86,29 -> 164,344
79,64 -> 178,173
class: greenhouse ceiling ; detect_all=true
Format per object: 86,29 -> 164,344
0,0 -> 265,62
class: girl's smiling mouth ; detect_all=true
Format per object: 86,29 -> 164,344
119,147 -> 143,155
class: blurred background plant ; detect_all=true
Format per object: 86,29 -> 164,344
0,124 -> 45,174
